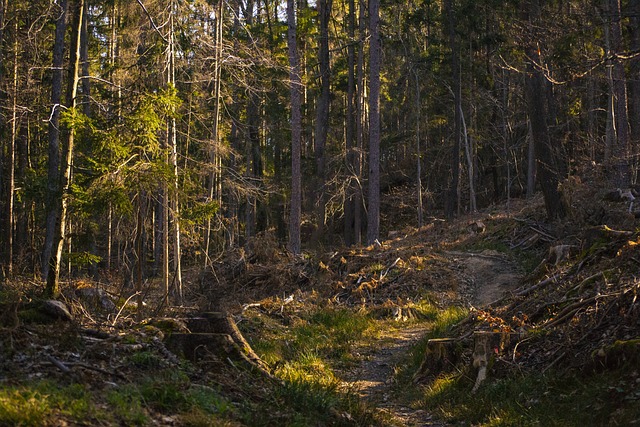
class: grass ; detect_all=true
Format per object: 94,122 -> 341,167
415,365 -> 640,426
0,372 -> 235,426
245,306 -> 391,426
251,307 -> 375,366
0,381 -> 98,426
389,301 -> 640,426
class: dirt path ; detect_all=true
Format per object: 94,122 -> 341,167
344,326 -> 446,426
342,249 -> 523,426
447,249 -> 523,306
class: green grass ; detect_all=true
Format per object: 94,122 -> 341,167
416,366 -> 640,426
106,385 -> 148,426
0,381 -> 98,426
246,306 -> 390,426
394,304 -> 469,393
252,307 -> 375,365
0,372 -> 235,427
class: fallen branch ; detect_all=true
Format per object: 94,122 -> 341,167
515,274 -> 558,298
543,296 -> 597,329
65,362 -> 127,380
46,355 -> 71,374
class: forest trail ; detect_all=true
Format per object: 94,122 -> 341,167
342,249 -> 523,426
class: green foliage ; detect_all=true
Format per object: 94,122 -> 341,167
129,350 -> 165,369
106,386 -> 148,426
106,373 -> 233,425
181,200 -> 220,225
64,251 -> 102,268
247,307 -> 388,426
0,382 -> 99,426
418,367 -> 640,426
430,306 -> 469,337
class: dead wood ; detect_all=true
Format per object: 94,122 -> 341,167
515,274 -> 559,298
413,337 -> 460,383
46,354 -> 71,374
165,311 -> 274,379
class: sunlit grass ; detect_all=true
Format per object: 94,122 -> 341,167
246,306 -> 389,426
0,382 -> 98,426
415,365 -> 640,426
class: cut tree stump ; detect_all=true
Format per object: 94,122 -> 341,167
413,337 -> 461,382
471,330 -> 520,392
164,311 -> 274,380
414,330 -> 522,391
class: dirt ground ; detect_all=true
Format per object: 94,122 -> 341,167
341,249 -> 523,426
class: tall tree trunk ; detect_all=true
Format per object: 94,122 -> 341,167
344,0 -> 356,245
47,0 -> 85,296
42,0 -> 69,283
444,0 -> 461,219
287,0 -> 302,254
630,1 -> 640,183
460,102 -> 476,212
314,0 -> 332,236
80,0 -> 97,277
205,0 -> 224,264
524,0 -> 566,220
167,10 -> 182,303
5,16 -> 18,277
607,0 -> 631,187
367,0 -> 381,244
415,72 -> 424,227
354,0 -> 366,246
629,0 -> 640,185
80,0 -> 90,117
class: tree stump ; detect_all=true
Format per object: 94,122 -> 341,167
164,311 -> 273,379
471,330 -> 519,392
413,337 -> 460,382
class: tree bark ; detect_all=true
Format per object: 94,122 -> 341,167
606,0 -> 631,187
415,71 -> 423,227
5,15 -> 18,277
314,0 -> 332,237
523,0 -> 567,220
367,0 -> 381,245
354,0 -> 366,246
287,0 -> 302,255
43,0 -> 69,283
344,0 -> 356,245
444,0 -> 461,219
47,0 -> 85,296
630,1 -> 640,180
205,0 -> 224,264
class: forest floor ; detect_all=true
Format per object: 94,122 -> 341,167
2,182 -> 640,426
339,248 -> 523,426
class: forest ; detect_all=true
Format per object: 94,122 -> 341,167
0,0 -> 640,425
0,0 -> 636,292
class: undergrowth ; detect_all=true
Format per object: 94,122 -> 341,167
0,372 -> 236,426
245,306 -> 393,426
417,365 -> 640,426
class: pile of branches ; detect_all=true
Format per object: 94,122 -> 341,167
461,224 -> 640,375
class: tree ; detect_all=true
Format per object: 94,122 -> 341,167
367,0 -> 381,245
42,0 -> 69,285
444,0 -> 461,219
523,0 -> 567,220
604,0 -> 631,187
46,0 -> 85,296
4,5 -> 18,277
288,0 -> 302,255
314,0 -> 332,236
